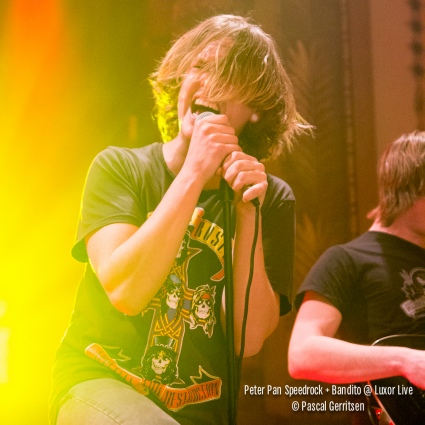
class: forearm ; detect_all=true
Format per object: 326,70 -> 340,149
289,293 -> 425,389
92,170 -> 204,314
288,335 -> 411,384
230,204 -> 279,357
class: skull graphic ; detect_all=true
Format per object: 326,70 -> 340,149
151,350 -> 171,375
195,295 -> 212,319
166,286 -> 183,309
189,284 -> 216,337
140,337 -> 178,384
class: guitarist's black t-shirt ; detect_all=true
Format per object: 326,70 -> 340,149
296,231 -> 425,344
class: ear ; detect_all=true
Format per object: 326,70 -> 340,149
249,113 -> 260,123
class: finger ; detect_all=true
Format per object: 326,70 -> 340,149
228,169 -> 267,192
223,157 -> 265,186
242,180 -> 268,203
221,151 -> 258,170
194,114 -> 235,135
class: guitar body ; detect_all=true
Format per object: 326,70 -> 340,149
369,335 -> 425,425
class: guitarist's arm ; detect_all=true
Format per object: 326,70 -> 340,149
288,291 -> 425,389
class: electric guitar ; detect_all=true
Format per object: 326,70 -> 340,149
368,335 -> 425,425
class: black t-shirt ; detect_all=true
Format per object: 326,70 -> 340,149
296,231 -> 425,345
50,143 -> 295,424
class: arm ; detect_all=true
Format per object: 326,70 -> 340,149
232,204 -> 280,357
288,291 -> 425,389
221,151 -> 280,357
86,115 -> 240,315
86,171 -> 204,315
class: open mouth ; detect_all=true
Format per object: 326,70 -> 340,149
191,99 -> 220,116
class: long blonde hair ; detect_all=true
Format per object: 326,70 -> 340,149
150,14 -> 307,160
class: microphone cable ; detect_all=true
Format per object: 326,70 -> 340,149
234,199 -> 261,416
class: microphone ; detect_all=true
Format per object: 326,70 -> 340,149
195,111 -> 216,122
195,111 -> 260,207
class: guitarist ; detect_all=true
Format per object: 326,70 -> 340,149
288,131 -> 425,423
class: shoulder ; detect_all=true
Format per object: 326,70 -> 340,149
262,174 -> 295,216
300,233 -> 375,292
92,143 -> 163,170
266,174 -> 294,200
85,143 -> 168,186
306,244 -> 353,277
314,233 -> 375,269
295,232 -> 376,310
335,232 -> 387,260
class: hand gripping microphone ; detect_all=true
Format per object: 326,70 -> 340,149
195,111 -> 260,207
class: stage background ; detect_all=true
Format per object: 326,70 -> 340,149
0,0 -> 421,423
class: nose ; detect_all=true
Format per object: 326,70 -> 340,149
192,74 -> 208,100
196,70 -> 208,87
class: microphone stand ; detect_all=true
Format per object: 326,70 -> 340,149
220,178 -> 237,425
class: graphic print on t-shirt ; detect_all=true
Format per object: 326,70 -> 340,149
85,207 -> 224,411
400,267 -> 425,318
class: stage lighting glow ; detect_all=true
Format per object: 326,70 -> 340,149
0,301 -> 9,384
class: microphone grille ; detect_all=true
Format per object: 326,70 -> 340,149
195,111 -> 216,122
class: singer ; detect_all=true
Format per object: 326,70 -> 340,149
50,15 -> 307,425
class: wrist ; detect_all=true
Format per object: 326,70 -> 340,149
235,199 -> 257,216
176,168 -> 206,193
395,347 -> 414,378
